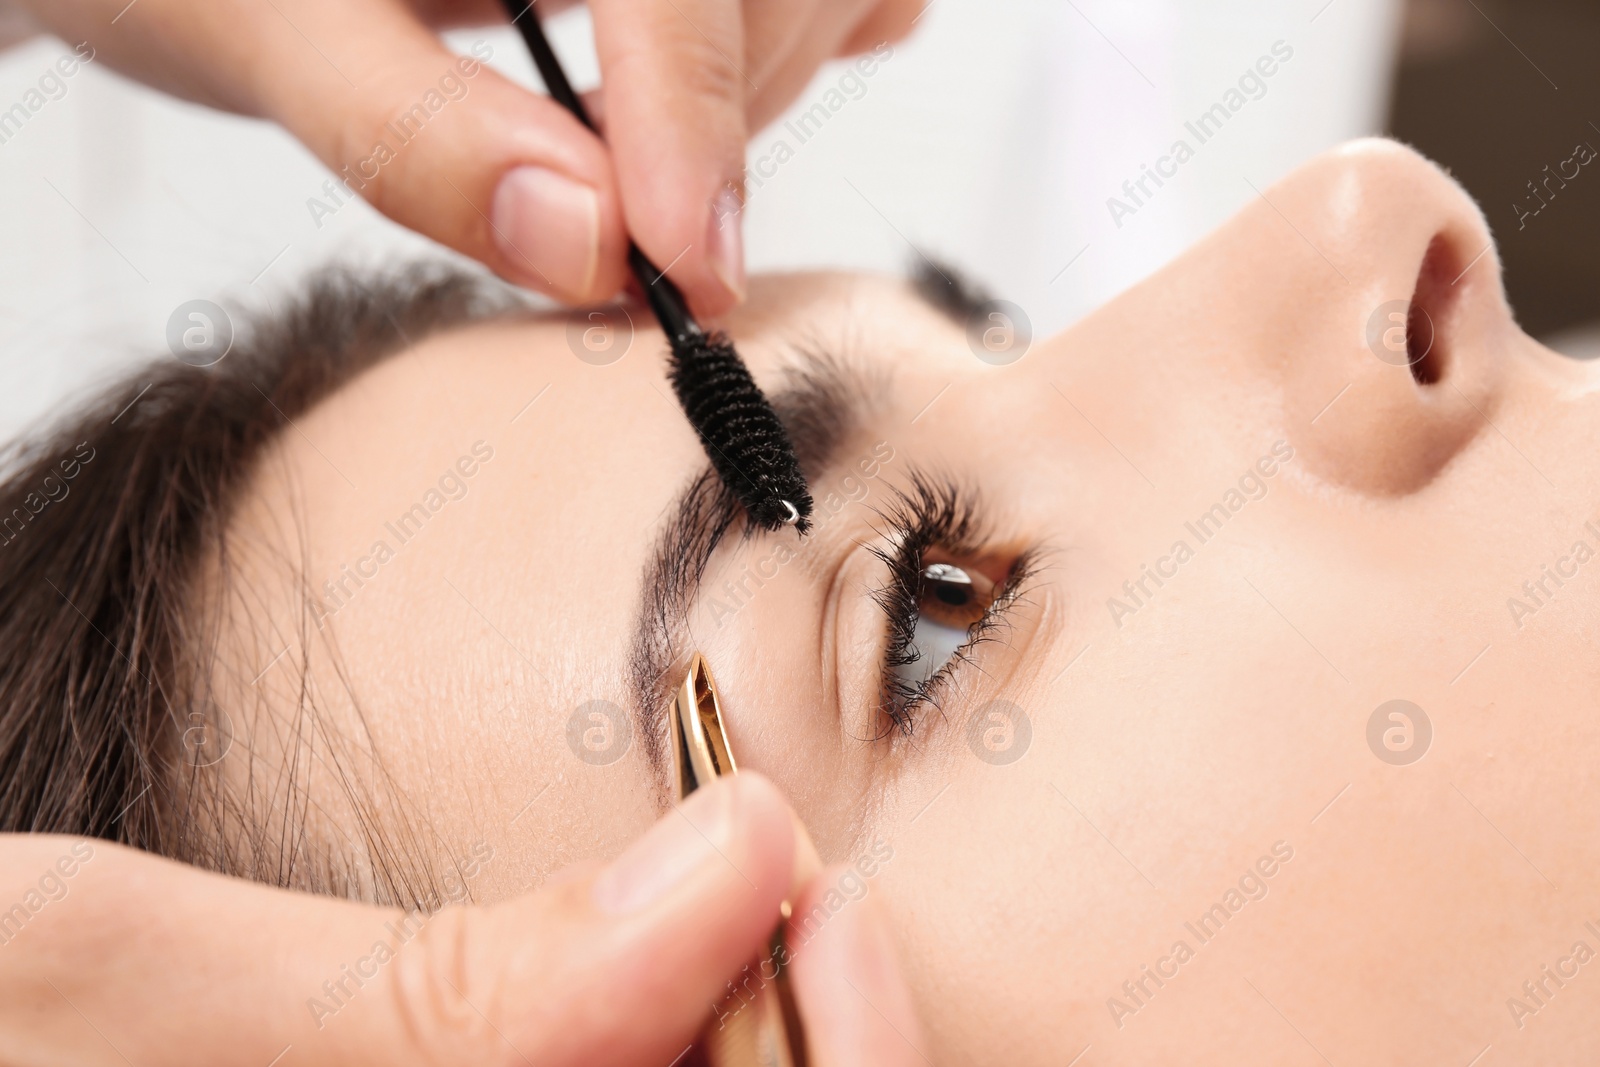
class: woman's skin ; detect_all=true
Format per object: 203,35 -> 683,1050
8,137 -> 1596,1065
177,138 -> 1599,1064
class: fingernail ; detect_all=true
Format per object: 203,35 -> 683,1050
592,781 -> 734,914
706,184 -> 745,303
491,165 -> 600,298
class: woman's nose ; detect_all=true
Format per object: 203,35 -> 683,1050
1233,139 -> 1515,496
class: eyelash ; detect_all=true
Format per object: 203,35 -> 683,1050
867,473 -> 1031,737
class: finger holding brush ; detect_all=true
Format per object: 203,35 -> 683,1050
502,0 -> 816,533
10,0 -> 921,315
579,0 -> 922,317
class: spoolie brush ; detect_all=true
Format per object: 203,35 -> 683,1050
499,1 -> 813,533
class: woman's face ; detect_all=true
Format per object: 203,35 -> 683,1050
219,139 -> 1600,1062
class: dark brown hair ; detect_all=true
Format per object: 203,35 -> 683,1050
0,264 -> 509,900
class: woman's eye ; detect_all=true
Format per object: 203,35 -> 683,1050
894,562 -> 999,688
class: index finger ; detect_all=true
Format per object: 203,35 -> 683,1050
589,0 -> 751,319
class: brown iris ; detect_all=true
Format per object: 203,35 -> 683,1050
916,562 -> 996,630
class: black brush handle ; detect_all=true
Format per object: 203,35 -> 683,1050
500,1 -> 592,128
500,0 -> 698,344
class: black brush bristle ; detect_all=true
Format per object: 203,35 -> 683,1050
667,331 -> 813,533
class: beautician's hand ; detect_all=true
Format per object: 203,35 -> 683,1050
12,0 -> 919,316
0,773 -> 925,1066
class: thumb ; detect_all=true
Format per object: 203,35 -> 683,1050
329,772 -> 798,1066
257,4 -> 631,304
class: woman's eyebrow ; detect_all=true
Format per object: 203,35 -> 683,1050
627,349 -> 871,792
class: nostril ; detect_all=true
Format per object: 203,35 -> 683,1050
1405,235 -> 1459,386
1406,301 -> 1440,384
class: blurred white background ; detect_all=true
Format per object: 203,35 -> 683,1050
0,0 -> 1400,440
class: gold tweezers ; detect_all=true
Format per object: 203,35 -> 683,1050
670,653 -> 808,1067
